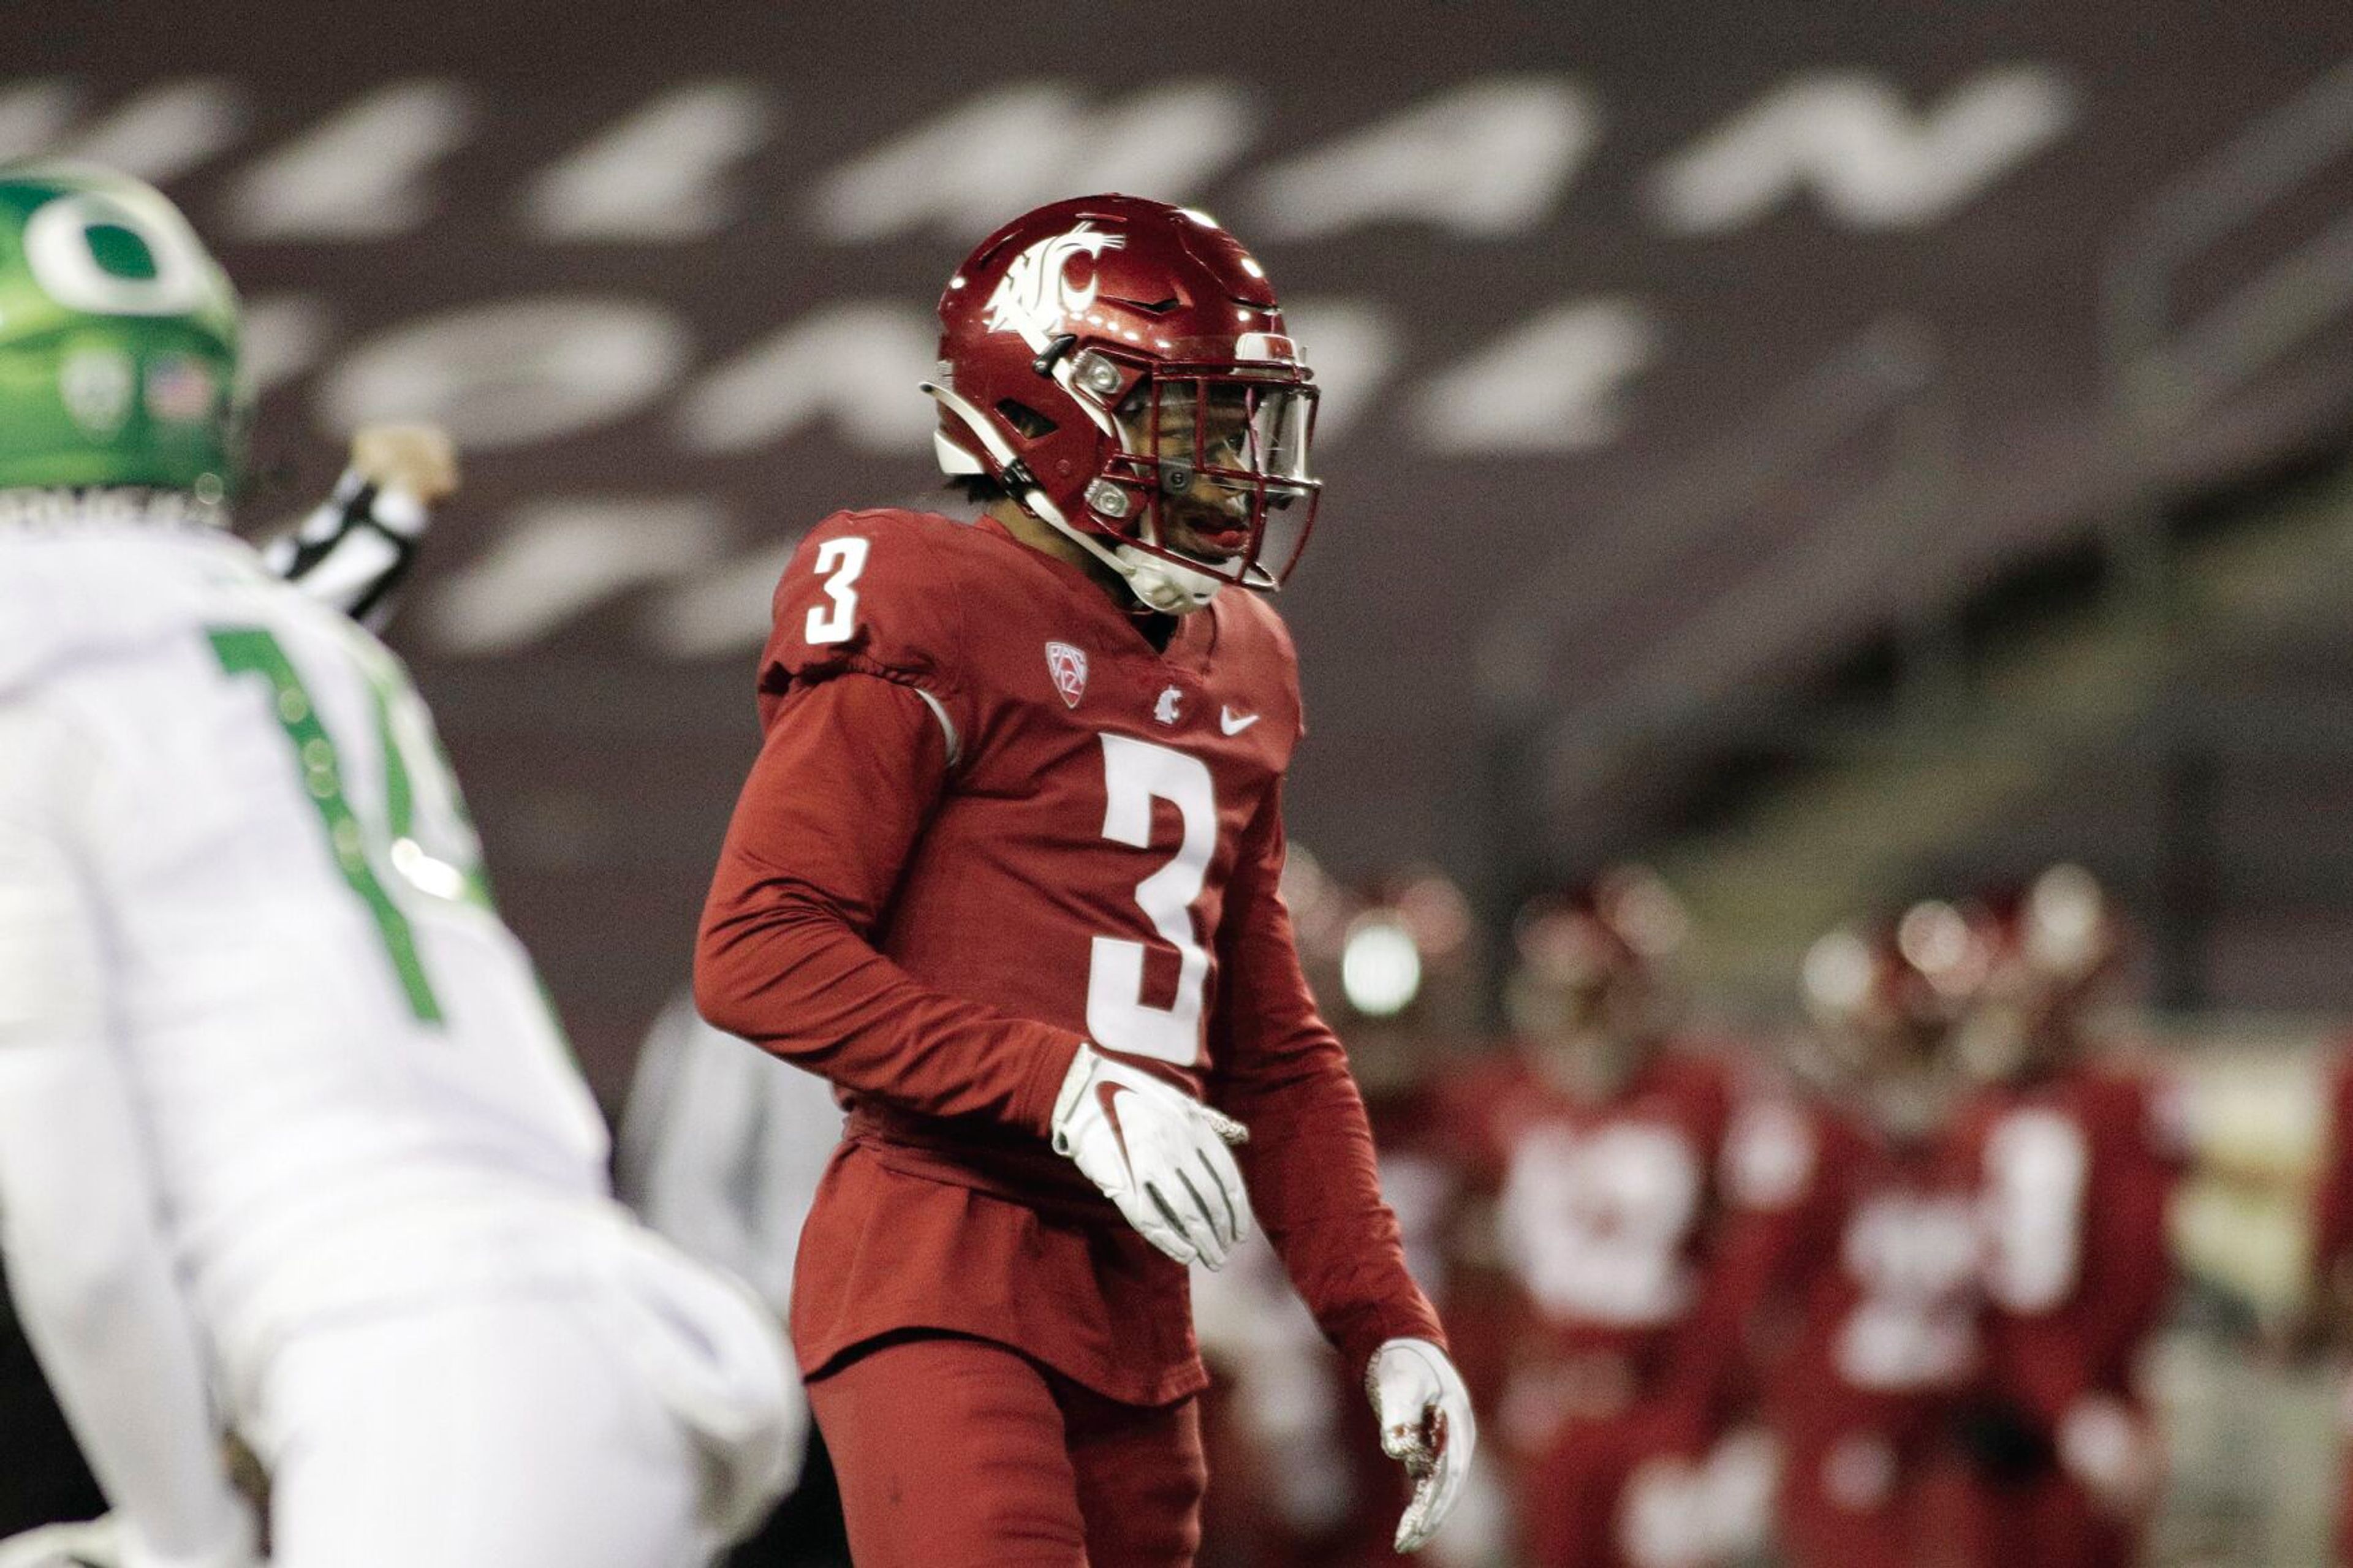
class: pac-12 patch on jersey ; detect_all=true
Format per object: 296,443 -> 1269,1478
1045,640 -> 1088,708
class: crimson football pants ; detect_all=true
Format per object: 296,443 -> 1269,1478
1517,1412 -> 1651,1568
1777,1414 -> 1982,1568
807,1331 -> 1206,1566
1958,1472 -> 2141,1568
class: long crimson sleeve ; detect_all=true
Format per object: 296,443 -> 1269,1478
2075,1103 -> 2179,1383
1943,1070 -> 2183,1441
1207,787 -> 1447,1375
1653,1200 -> 1777,1434
2314,1057 -> 2353,1289
1691,1096 -> 1850,1403
695,672 -> 1081,1137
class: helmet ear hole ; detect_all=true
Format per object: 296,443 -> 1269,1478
995,398 -> 1058,438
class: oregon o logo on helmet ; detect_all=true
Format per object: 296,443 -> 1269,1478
21,189 -> 218,318
982,221 -> 1124,340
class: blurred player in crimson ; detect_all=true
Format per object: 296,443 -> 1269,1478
695,195 -> 1475,1566
2306,1043 -> 2353,1566
1443,871 -> 1752,1568
1192,869 -> 1498,1568
1721,907 -> 1991,1568
1946,867 -> 2180,1567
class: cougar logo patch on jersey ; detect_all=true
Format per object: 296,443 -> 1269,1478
1045,640 -> 1088,708
983,222 -> 1123,340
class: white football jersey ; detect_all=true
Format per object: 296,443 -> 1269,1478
0,518 -> 613,1393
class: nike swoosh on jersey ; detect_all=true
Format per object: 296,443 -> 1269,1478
1219,706 -> 1260,735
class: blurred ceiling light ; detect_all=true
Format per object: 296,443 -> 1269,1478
2025,862 -> 2107,977
1342,916 -> 1423,1018
1802,928 -> 1873,1014
1896,900 -> 1968,974
1605,865 -> 1691,958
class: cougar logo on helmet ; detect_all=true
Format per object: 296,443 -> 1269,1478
983,222 -> 1124,340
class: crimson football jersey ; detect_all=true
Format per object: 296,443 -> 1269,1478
1450,1051 -> 1737,1376
1715,1096 -> 1988,1568
2318,1055 -> 2353,1568
2312,1053 -> 2353,1292
1718,1096 -> 1984,1415
697,509 -> 1441,1406
1443,1050 -> 1759,1568
1950,1064 -> 2181,1429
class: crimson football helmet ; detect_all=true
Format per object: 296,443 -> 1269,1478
925,194 -> 1319,614
1952,863 -> 2124,1082
1505,867 -> 1690,1098
1801,901 -> 1991,1135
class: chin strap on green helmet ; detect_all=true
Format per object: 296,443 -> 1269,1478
0,160 -> 244,503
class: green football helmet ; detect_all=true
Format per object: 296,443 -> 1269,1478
0,161 -> 242,496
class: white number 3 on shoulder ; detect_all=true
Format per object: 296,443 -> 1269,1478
804,536 -> 870,645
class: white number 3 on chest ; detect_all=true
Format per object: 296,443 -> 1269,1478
805,537 -> 871,645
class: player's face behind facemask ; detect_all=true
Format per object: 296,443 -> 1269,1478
925,195 -> 1320,617
1507,957 -> 1664,1103
1952,864 -> 2124,1086
1112,374 -> 1315,589
1853,1017 -> 1965,1143
1505,879 -> 1687,1103
0,161 -> 244,517
1799,905 -> 1984,1140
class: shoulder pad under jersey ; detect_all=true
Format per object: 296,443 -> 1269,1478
760,509 -> 975,717
0,528 -> 268,697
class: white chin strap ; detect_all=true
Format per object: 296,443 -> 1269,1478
1115,545 -> 1223,615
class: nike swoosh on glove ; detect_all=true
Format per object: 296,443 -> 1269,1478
1366,1337 -> 1477,1554
1050,1045 -> 1254,1268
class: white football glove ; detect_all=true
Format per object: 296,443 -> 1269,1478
0,1515 -> 259,1568
1366,1338 -> 1477,1554
1050,1046 -> 1253,1268
0,1513 -> 263,1568
0,1518 -> 115,1568
2058,1394 -> 2161,1518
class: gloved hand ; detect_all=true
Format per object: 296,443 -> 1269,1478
2058,1395 -> 2161,1518
348,423 -> 459,506
0,1512 -> 260,1568
1366,1337 -> 1477,1553
1050,1045 -> 1252,1268
0,1518 -> 115,1568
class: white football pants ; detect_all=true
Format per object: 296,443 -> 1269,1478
249,1295 -> 716,1568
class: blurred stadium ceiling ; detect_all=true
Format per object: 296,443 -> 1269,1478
13,2 -> 2352,1093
